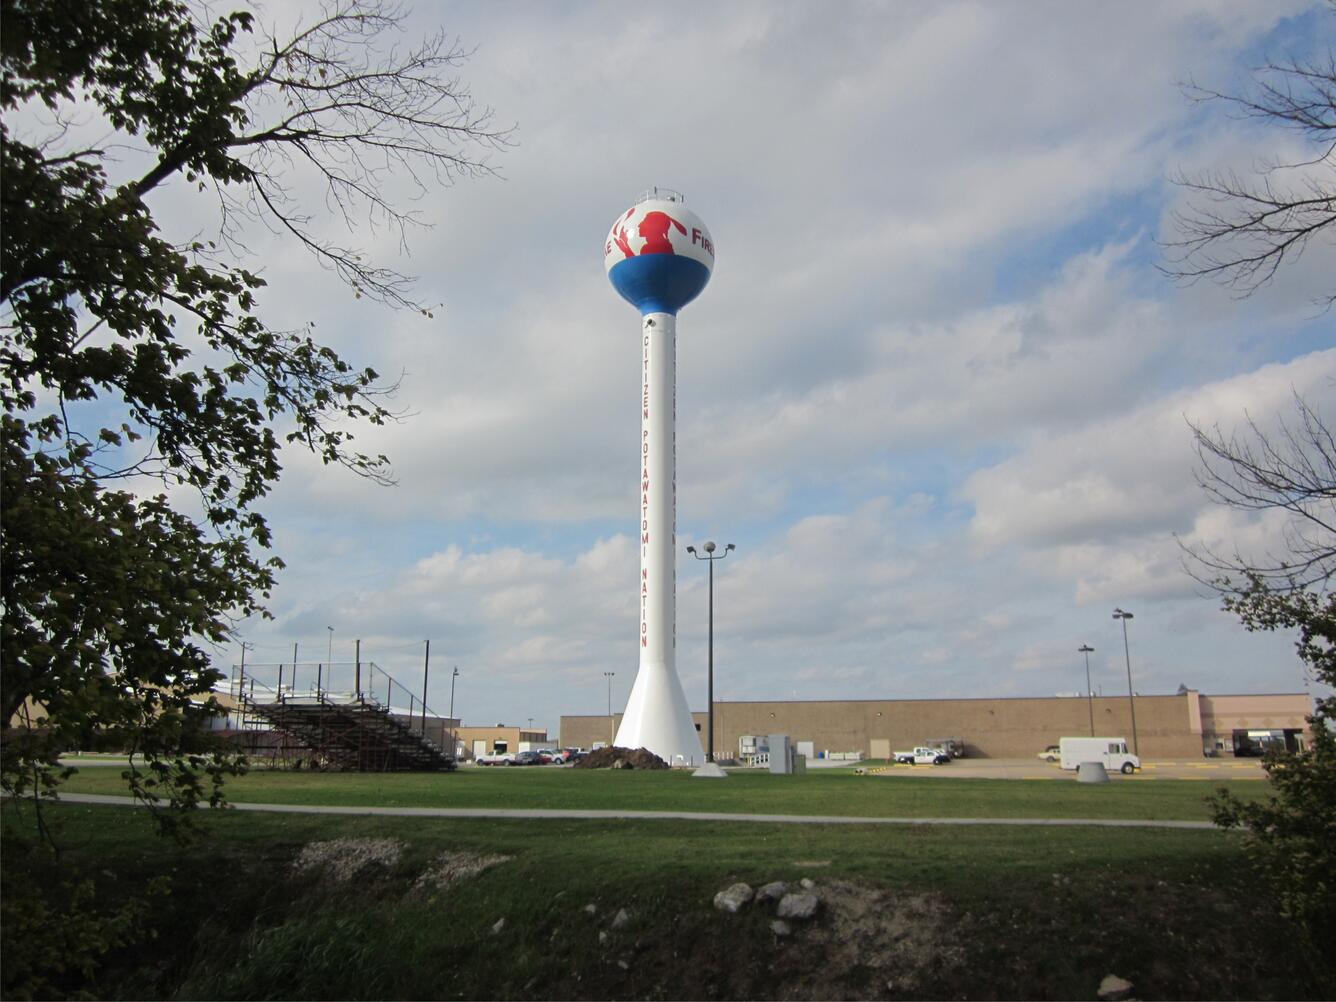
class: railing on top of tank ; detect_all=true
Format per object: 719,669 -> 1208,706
635,186 -> 683,204
218,661 -> 455,752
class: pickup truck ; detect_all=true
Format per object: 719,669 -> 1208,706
474,751 -> 514,766
894,746 -> 950,765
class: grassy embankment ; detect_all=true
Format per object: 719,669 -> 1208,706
5,770 -> 1329,1000
57,764 -> 1264,820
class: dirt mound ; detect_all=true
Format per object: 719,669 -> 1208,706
574,746 -> 669,770
770,879 -> 965,998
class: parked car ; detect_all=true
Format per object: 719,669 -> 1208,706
512,750 -> 546,766
924,736 -> 966,758
894,746 -> 950,765
1037,745 -> 1060,762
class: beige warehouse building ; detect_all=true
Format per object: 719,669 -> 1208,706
561,690 -> 1312,761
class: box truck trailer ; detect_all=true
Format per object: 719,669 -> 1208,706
1058,737 -> 1140,774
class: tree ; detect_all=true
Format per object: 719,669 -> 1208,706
1166,16 -> 1336,959
0,0 -> 508,821
1161,3 -> 1336,305
1185,397 -> 1336,956
1207,586 -> 1336,959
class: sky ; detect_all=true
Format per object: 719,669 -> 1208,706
70,2 -> 1336,732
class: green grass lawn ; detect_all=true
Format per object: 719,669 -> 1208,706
58,762 -> 1264,821
3,798 -> 1327,1001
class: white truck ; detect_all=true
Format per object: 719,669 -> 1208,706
894,746 -> 950,765
1059,737 -> 1140,774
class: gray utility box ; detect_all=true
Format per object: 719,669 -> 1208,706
768,734 -> 807,775
1076,761 -> 1110,784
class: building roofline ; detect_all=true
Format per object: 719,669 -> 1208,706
560,691 -> 1312,716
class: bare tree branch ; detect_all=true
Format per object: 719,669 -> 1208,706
1182,391 -> 1336,593
1161,21 -> 1336,306
126,0 -> 513,311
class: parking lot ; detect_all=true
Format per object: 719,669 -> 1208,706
859,756 -> 1268,781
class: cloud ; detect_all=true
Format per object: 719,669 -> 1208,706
204,2 -> 1334,730
963,349 -> 1336,601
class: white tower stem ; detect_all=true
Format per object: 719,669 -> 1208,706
614,311 -> 703,764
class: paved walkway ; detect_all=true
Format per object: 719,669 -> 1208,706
53,792 -> 1217,830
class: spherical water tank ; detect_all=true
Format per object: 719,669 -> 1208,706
604,189 -> 714,315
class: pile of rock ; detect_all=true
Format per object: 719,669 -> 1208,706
1097,974 -> 1135,1001
414,851 -> 511,892
292,837 -> 403,882
712,879 -> 820,937
573,746 -> 669,770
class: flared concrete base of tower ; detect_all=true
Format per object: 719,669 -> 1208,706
614,660 -> 704,767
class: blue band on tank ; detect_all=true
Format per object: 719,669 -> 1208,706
609,254 -> 711,316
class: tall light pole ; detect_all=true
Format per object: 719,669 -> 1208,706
1078,644 -> 1095,737
1113,608 -> 1139,756
686,540 -> 735,763
327,626 -> 333,666
449,666 -> 460,759
604,671 -> 615,745
421,640 -> 431,732
237,640 -> 254,729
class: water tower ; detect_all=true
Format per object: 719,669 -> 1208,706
604,188 -> 715,765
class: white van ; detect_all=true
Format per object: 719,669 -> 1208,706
1059,737 -> 1140,774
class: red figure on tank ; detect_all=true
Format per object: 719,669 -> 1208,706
611,208 -> 636,259
637,211 -> 686,255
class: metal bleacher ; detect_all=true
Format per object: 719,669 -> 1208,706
225,661 -> 457,772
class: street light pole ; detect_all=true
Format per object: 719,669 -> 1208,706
327,626 -> 333,667
1113,608 -> 1139,756
449,666 -> 460,759
421,640 -> 431,734
604,671 -> 615,745
1078,645 -> 1095,737
237,640 -> 254,730
686,540 -> 735,763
